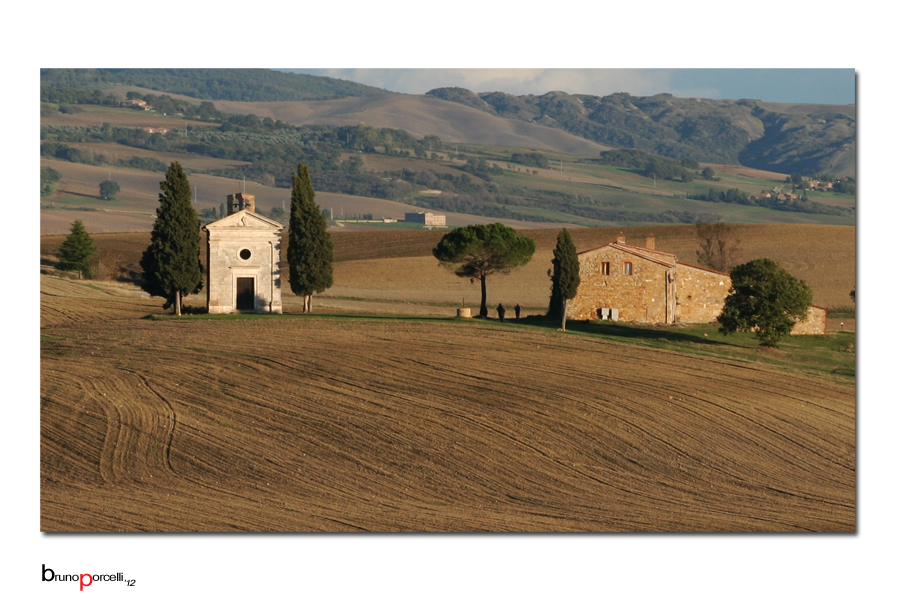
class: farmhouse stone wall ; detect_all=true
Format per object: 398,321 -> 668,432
568,246 -> 675,323
790,305 -> 828,335
568,237 -> 828,334
675,263 -> 731,324
205,210 -> 284,314
404,212 -> 446,226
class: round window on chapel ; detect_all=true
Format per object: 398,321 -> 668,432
239,249 -> 251,260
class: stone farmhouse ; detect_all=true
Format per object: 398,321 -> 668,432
404,211 -> 446,226
567,232 -> 826,334
202,193 -> 284,314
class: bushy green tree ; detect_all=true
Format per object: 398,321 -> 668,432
269,206 -> 286,221
99,179 -> 120,200
433,223 -> 535,319
548,228 -> 581,330
288,163 -> 334,313
139,162 -> 203,315
57,219 -> 97,278
718,258 -> 813,347
41,166 -> 62,197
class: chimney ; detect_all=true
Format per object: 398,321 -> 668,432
645,233 -> 656,249
616,231 -> 626,244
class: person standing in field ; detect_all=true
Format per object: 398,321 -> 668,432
514,303 -> 521,321
497,303 -> 506,323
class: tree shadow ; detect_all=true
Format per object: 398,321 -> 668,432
521,316 -> 733,347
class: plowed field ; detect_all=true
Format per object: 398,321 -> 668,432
40,276 -> 855,532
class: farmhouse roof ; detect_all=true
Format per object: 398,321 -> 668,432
578,240 -> 677,269
202,209 -> 284,231
675,260 -> 731,277
578,237 -> 732,277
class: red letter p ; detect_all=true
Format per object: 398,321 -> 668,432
80,573 -> 93,591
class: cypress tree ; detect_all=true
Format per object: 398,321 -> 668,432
139,162 -> 203,315
548,228 -> 581,330
288,163 -> 333,313
57,219 -> 97,278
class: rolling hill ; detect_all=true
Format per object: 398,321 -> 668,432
41,69 -> 855,176
40,68 -> 385,102
211,93 -> 611,156
427,88 -> 856,177
39,69 -> 857,233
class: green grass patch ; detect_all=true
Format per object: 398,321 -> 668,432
827,305 -> 856,318
516,316 -> 855,383
144,310 -> 457,323
334,220 -> 445,231
47,196 -> 124,208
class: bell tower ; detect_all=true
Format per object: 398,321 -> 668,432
227,192 -> 256,215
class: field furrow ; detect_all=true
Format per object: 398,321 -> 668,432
41,288 -> 855,531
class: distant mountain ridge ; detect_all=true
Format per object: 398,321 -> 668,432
39,69 -> 855,177
39,68 -> 385,102
427,88 -> 855,177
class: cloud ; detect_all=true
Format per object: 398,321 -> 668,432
295,68 -> 679,96
283,68 -> 855,104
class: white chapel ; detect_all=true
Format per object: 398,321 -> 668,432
203,193 -> 284,314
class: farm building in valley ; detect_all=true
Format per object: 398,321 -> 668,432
203,193 -> 284,314
404,211 -> 446,226
567,232 -> 826,334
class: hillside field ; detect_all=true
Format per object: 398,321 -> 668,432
40,224 -> 855,532
40,97 -> 856,235
39,158 -> 578,235
40,275 -> 854,532
41,223 -> 857,311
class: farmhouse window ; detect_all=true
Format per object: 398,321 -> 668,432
239,248 -> 252,260
623,261 -> 633,275
601,262 -> 610,275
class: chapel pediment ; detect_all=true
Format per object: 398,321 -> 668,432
205,209 -> 284,231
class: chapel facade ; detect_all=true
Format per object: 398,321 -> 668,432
203,193 -> 284,314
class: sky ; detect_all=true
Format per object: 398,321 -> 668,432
281,68 -> 856,105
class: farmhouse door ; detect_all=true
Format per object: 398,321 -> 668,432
236,277 -> 255,311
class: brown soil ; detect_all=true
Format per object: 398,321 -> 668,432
40,223 -> 856,310
41,276 -> 854,532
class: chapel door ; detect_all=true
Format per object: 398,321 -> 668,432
236,277 -> 255,311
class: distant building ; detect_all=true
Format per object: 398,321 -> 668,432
404,211 -> 446,226
567,232 -> 825,334
202,193 -> 284,314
